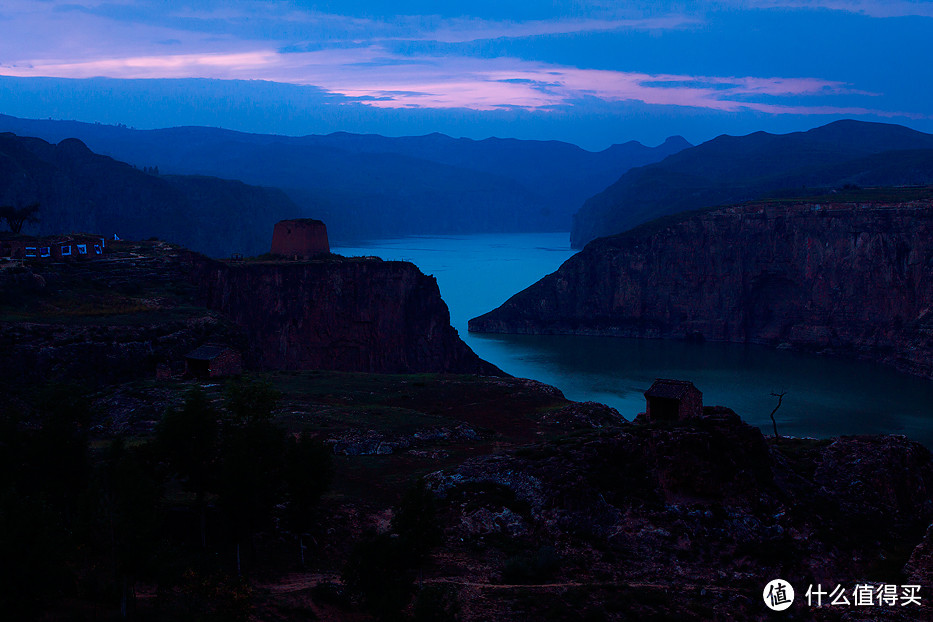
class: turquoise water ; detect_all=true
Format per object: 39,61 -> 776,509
333,233 -> 933,446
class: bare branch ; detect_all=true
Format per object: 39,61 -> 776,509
768,390 -> 787,439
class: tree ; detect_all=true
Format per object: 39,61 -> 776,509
343,480 -> 443,620
0,491 -> 73,617
392,479 -> 443,565
96,438 -> 163,619
156,388 -> 219,548
224,376 -> 280,426
282,434 -> 333,567
0,202 -> 40,234
218,377 -> 285,574
0,384 -> 91,616
217,418 -> 284,575
412,584 -> 461,622
342,533 -> 414,621
769,390 -> 787,438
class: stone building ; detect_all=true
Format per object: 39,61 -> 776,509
184,345 -> 242,379
270,219 -> 329,259
644,379 -> 703,422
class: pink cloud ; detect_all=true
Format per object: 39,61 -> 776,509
0,47 -> 912,118
425,15 -> 701,43
1,51 -> 283,80
728,0 -> 933,18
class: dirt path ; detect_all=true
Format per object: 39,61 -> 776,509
258,573 -> 742,595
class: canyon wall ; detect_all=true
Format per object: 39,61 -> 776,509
471,201 -> 933,378
0,242 -> 501,396
193,257 -> 503,375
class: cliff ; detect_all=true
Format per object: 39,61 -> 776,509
191,256 -> 503,375
0,241 -> 501,399
571,120 -> 933,247
471,199 -> 933,378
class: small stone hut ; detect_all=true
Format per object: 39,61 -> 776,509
270,219 -> 329,259
644,379 -> 703,422
184,345 -> 242,379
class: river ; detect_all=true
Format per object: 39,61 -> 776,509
333,233 -> 933,446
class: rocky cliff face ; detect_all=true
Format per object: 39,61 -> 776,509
192,256 -> 503,375
0,242 -> 501,399
471,200 -> 933,378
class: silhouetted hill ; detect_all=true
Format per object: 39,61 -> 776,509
0,115 -> 690,240
0,133 -> 297,257
571,120 -> 933,247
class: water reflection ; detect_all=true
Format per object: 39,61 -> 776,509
335,233 -> 933,446
469,333 -> 933,446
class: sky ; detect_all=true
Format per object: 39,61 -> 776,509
0,0 -> 931,149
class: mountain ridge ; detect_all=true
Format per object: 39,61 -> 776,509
571,120 -> 933,247
0,114 -> 690,240
0,132 -> 298,257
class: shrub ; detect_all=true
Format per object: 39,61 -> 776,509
502,545 -> 561,584
413,584 -> 461,622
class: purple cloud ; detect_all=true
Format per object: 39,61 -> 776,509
0,0 -> 927,131
1,45 -> 904,118
728,0 -> 933,18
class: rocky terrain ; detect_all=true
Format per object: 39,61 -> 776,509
2,238 -> 932,620
472,195 -> 933,379
422,407 -> 933,620
68,373 -> 933,621
0,240 -> 242,391
0,239 -> 499,402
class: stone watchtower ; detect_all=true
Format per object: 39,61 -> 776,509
270,219 -> 330,259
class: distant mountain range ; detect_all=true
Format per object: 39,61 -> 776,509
7,115 -> 932,254
0,133 -> 297,257
0,115 -> 690,241
571,120 -> 933,247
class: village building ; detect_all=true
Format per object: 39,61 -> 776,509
270,219 -> 330,259
644,379 -> 703,422
0,233 -> 106,262
183,345 -> 243,379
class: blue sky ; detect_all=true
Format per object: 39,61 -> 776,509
0,0 -> 931,149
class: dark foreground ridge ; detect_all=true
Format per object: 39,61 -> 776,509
2,235 -> 931,620
2,365 -> 932,620
471,195 -> 933,379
